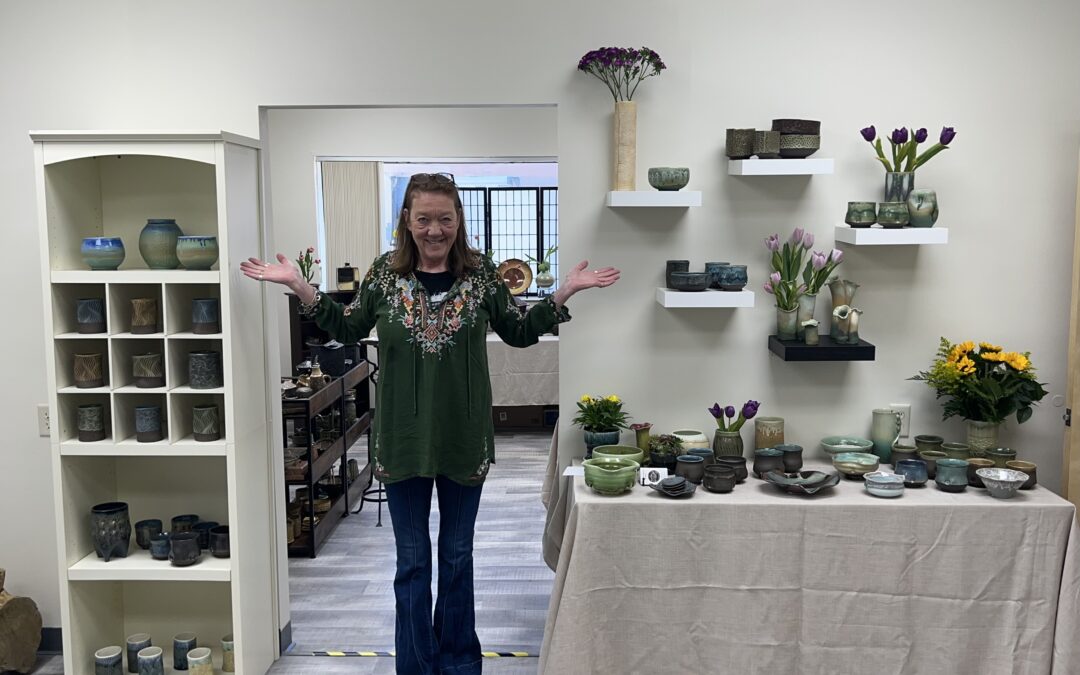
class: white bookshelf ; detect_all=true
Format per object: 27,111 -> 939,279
834,225 -> 949,245
33,131 -> 276,675
728,158 -> 834,175
606,190 -> 702,207
655,288 -> 755,308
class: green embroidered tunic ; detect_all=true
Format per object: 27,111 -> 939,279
300,252 -> 569,486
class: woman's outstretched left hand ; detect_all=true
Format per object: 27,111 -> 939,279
551,260 -> 620,308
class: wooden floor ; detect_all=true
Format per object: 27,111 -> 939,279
273,430 -> 554,673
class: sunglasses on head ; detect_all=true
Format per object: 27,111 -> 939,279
408,172 -> 456,186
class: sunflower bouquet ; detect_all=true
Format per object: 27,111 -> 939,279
910,338 -> 1048,424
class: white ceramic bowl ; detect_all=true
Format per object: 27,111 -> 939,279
976,468 -> 1029,499
671,429 -> 710,450
863,471 -> 905,498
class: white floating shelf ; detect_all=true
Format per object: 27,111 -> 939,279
58,385 -> 110,394
168,332 -> 223,340
51,270 -> 220,284
606,191 -> 702,208
111,332 -> 165,340
728,158 -> 834,176
61,439 -> 226,456
834,225 -> 949,246
170,385 -> 226,394
656,288 -> 755,308
114,384 -> 168,394
173,434 -> 229,450
55,332 -> 107,340
68,548 -> 230,582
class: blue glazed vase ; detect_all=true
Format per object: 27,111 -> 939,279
138,219 -> 184,269
81,237 -> 125,270
176,235 -> 219,271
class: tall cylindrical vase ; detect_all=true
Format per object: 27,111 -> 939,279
796,293 -> 817,339
712,430 -> 744,457
613,101 -> 637,191
965,420 -> 1000,458
776,306 -> 798,340
884,171 -> 915,203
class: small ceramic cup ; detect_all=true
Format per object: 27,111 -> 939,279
221,633 -> 235,672
845,202 -> 877,228
753,130 -> 781,159
134,519 -> 163,550
753,448 -> 784,478
125,633 -> 151,674
675,455 -> 705,484
192,521 -> 220,550
715,264 -> 748,291
986,447 -> 1017,468
726,128 -> 756,159
76,297 -> 107,333
686,448 -> 715,466
918,450 -> 947,479
967,458 -> 996,488
169,532 -> 201,567
890,442 -> 918,466
702,465 -> 737,493
134,405 -> 163,443
94,645 -> 123,675
186,647 -> 213,675
776,444 -> 803,472
715,456 -> 748,483
1006,460 -> 1037,489
941,442 -> 970,461
894,459 -> 928,487
877,201 -> 910,228
171,514 -> 199,533
74,352 -> 105,388
173,633 -> 197,671
130,298 -> 158,334
191,297 -> 221,334
703,261 -> 731,289
77,403 -> 107,442
137,646 -> 164,675
914,434 -> 944,454
209,525 -> 230,558
149,532 -> 171,561
934,458 -> 969,492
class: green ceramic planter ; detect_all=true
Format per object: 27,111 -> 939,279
591,445 -> 644,465
985,447 -> 1017,468
941,442 -> 970,461
582,457 -> 639,495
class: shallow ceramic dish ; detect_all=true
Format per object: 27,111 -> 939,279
976,468 -> 1029,499
648,481 -> 697,498
778,134 -> 821,158
763,470 -> 841,495
863,471 -> 905,498
821,436 -> 875,456
833,452 -> 880,478
496,259 -> 533,295
648,167 -> 690,191
591,444 -> 645,465
582,457 -> 639,496
668,271 -> 711,292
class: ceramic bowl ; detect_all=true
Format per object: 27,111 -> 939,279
832,452 -> 880,478
714,264 -> 748,291
778,134 -> 820,158
890,443 -> 919,465
821,436 -> 874,456
763,470 -> 840,495
715,456 -> 748,483
703,261 -> 731,289
702,466 -> 737,493
845,201 -> 877,228
775,443 -> 804,472
941,442 -> 971,461
686,448 -> 715,466
81,237 -> 126,271
876,202 -> 910,228
864,471 -> 905,498
917,450 -> 947,479
771,119 -> 821,135
668,271 -> 711,292
647,167 -> 690,191
976,468 -> 1029,499
894,459 -> 928,487
591,444 -> 645,465
985,447 -> 1017,468
1006,460 -> 1037,490
671,429 -> 710,450
675,454 -> 706,484
934,458 -> 969,492
176,235 -> 219,270
582,457 -> 639,496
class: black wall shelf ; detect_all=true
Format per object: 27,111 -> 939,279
768,334 -> 876,361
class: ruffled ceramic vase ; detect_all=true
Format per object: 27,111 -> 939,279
776,306 -> 798,340
965,420 -> 1000,458
796,293 -> 817,338
828,279 -> 860,340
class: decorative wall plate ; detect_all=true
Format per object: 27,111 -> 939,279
497,259 -> 533,295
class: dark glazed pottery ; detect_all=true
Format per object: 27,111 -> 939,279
77,403 -> 106,442
130,298 -> 158,334
192,404 -> 221,442
725,128 -> 756,159
702,466 -> 736,493
845,202 -> 877,228
771,119 -> 821,135
753,130 -> 781,158
134,519 -> 163,549
778,134 -> 821,158
191,298 -> 220,334
125,634 -> 151,674
894,459 -> 928,487
173,633 -> 197,671
169,532 -> 201,567
74,352 -> 104,388
668,271 -> 711,292
188,350 -> 223,389
715,456 -> 748,483
134,405 -> 162,443
132,353 -> 164,388
90,501 -> 131,562
967,458 -> 996,487
686,448 -> 714,466
209,525 -> 230,558
76,298 -> 106,333
149,532 -> 171,560
715,264 -> 748,291
649,453 -> 677,472
704,261 -> 731,289
753,448 -> 784,478
675,455 -> 705,484
776,444 -> 803,472
171,514 -> 199,533
665,260 -> 690,288
192,521 -> 220,550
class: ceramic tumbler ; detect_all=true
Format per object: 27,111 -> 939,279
877,201 -> 910,228
914,435 -> 944,455
95,645 -> 123,675
686,448 -> 714,466
221,634 -> 235,672
169,532 -> 201,567
188,350 -> 223,389
704,261 -> 731,289
935,458 -> 968,492
890,442 -> 918,465
967,458 -> 996,488
918,450 -> 947,479
753,448 -> 784,478
186,647 -> 213,675
149,532 -> 170,560
134,405 -> 163,443
78,403 -> 107,442
134,519 -> 162,549
173,633 -> 197,671
76,297 -> 106,333
986,447 -> 1017,468
894,459 -> 928,487
132,353 -> 164,388
753,129 -> 781,158
210,525 -> 230,558
776,444 -> 803,472
192,404 -> 220,442
754,417 -> 784,450
130,298 -> 158,334
81,237 -> 125,270
665,260 -> 689,288
176,235 -> 219,270
191,298 -> 220,334
1006,460 -> 1037,489
845,201 -> 877,228
125,634 -> 151,674
171,514 -> 199,533
136,646 -> 164,675
725,128 -> 755,159
870,409 -> 902,464
74,352 -> 104,388
192,521 -> 219,549
675,455 -> 705,484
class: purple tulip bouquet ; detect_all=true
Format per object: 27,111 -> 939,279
577,47 -> 666,101
709,400 -> 761,432
860,125 -> 957,173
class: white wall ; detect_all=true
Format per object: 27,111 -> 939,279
2,0 -> 1079,630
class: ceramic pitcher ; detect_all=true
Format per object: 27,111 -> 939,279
870,408 -> 902,464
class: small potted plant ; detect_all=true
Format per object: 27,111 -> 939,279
525,245 -> 558,288
572,394 -> 630,458
647,433 -> 683,471
708,400 -> 760,457
295,246 -> 321,287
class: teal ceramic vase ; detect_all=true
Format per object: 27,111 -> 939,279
906,189 -> 939,227
138,219 -> 184,269
884,171 -> 914,203
176,236 -> 219,270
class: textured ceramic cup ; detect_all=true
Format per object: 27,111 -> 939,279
172,633 -> 197,671
967,458 -> 996,488
189,350 -> 223,389
778,134 -> 820,158
221,634 -> 235,672
149,532 -> 170,560
78,403 -> 107,442
125,634 -> 151,674
647,167 -> 690,191
191,298 -> 220,334
918,450 -> 947,479
169,532 -> 201,567
665,260 -> 690,288
81,237 -> 126,271
137,646 -> 164,675
134,519 -> 163,549
894,459 -> 928,487
130,298 -> 158,334
704,261 -> 731,289
845,202 -> 877,228
95,645 -> 123,675
675,454 -> 706,484
171,514 -> 199,533
715,264 -> 748,291
192,404 -> 221,442
776,444 -> 803,472
1006,460 -> 1037,489
132,353 -> 164,388
753,130 -> 781,158
877,201 -> 910,228
176,235 -> 219,270
941,442 -> 971,461
753,448 -> 784,478
715,456 -> 748,483
986,447 -> 1017,468
725,128 -> 756,159
76,297 -> 107,333
935,458 -> 969,492
74,352 -> 105,388
192,521 -> 220,550
186,646 -> 213,675
134,405 -> 162,443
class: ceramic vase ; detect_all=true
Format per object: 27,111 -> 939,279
132,353 -> 164,388
76,298 -> 106,333
870,408 -> 902,464
130,298 -> 158,334
173,634 -> 197,671
965,420 -> 1000,457
136,646 -> 164,675
876,202 -> 910,228
632,424 -> 652,455
78,403 -> 106,442
884,171 -> 915,203
186,647 -> 213,675
613,101 -> 636,190
712,430 -> 744,457
125,634 -> 151,674
176,235 -> 219,270
221,634 -> 235,672
191,298 -> 221,334
828,278 -> 859,311
95,645 -> 123,675
81,237 -> 125,271
192,404 -> 221,442
906,189 -> 939,227
796,293 -> 817,338
845,202 -> 877,228
715,456 -> 748,483
535,270 -> 555,288
189,350 -> 223,389
582,429 -> 619,459
134,519 -> 162,549
754,416 -> 785,450
138,219 -> 184,269
74,352 -> 104,388
776,306 -> 798,340
941,442 -> 971,461
135,405 -> 163,443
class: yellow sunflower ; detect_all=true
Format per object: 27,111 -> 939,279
980,342 -> 1002,352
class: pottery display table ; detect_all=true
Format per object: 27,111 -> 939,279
540,466 -> 1080,675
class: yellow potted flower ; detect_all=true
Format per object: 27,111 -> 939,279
910,338 -> 1048,455
572,394 -> 630,458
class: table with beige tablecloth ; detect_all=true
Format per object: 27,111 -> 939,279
539,466 -> 1080,675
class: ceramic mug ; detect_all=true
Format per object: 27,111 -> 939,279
845,201 -> 877,228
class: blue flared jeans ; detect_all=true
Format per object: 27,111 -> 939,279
385,476 -> 484,675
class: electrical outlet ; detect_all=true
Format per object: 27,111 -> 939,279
37,404 -> 51,437
890,403 -> 911,438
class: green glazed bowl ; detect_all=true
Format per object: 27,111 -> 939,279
647,167 -> 690,191
821,436 -> 874,456
583,457 -> 639,496
591,445 -> 645,465
832,452 -> 880,478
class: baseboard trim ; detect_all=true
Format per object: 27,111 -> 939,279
279,620 -> 293,655
39,627 -> 62,654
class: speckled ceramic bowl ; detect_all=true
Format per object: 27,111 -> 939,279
591,444 -> 644,466
668,271 -> 711,292
832,452 -> 880,479
821,436 -> 875,456
863,471 -> 905,498
778,134 -> 820,158
647,167 -> 690,191
583,457 -> 639,496
976,468 -> 1029,499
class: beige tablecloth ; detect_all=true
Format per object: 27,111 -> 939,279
539,467 -> 1080,675
486,334 -> 558,406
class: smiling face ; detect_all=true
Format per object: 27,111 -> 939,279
405,191 -> 460,271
